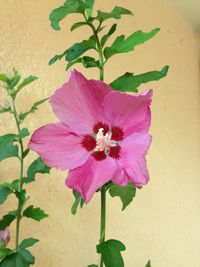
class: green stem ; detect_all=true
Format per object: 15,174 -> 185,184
84,15 -> 106,267
83,14 -> 104,81
11,97 -> 24,251
99,187 -> 106,267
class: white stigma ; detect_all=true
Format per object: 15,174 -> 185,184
95,128 -> 117,154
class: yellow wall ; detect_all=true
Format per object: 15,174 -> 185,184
0,0 -> 200,266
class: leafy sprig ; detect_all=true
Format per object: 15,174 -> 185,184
0,69 -> 50,266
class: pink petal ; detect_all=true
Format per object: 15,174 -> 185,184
28,123 -> 89,170
111,168 -> 129,186
50,69 -> 112,135
66,156 -> 118,203
117,133 -> 152,187
103,89 -> 152,138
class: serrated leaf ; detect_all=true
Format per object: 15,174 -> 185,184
8,69 -> 21,89
101,24 -> 117,47
104,28 -> 160,60
49,49 -> 68,65
49,0 -> 84,31
71,191 -> 84,215
23,157 -> 51,184
23,205 -> 48,221
0,187 -> 12,205
96,6 -> 133,21
65,36 -> 96,62
0,248 -> 13,261
70,21 -> 88,31
0,134 -> 18,161
97,239 -> 126,267
145,260 -> 151,267
19,238 -> 39,250
109,182 -> 136,210
0,213 -> 16,231
0,249 -> 35,267
19,128 -> 30,139
13,76 -> 38,97
110,65 -> 169,92
19,98 -> 48,122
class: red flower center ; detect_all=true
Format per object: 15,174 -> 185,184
82,122 -> 123,161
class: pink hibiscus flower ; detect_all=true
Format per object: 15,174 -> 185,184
0,229 -> 10,247
28,70 -> 152,203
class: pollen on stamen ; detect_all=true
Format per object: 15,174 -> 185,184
82,135 -> 96,151
93,122 -> 109,135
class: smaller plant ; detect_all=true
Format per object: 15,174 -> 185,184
0,69 -> 50,266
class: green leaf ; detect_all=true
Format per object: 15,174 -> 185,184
110,65 -> 169,92
109,182 -> 136,210
15,189 -> 27,205
145,260 -> 151,267
19,238 -> 39,250
19,98 -> 49,122
66,56 -> 99,71
49,0 -> 84,31
97,239 -> 126,267
22,149 -> 30,159
88,265 -> 98,267
0,249 -> 35,267
104,28 -> 160,60
96,6 -> 133,21
0,187 -> 12,205
71,191 -> 84,215
101,24 -> 117,47
65,36 -> 96,62
49,49 -> 68,65
23,157 -> 51,184
0,74 -> 8,83
82,56 -> 99,68
66,58 -> 83,70
19,128 -> 30,139
14,76 -> 38,96
85,0 -> 95,17
0,213 -> 16,230
8,69 -> 21,89
0,248 -> 13,261
23,205 -> 48,221
70,21 -> 88,31
0,103 -> 11,114
0,134 -> 18,161
0,180 -> 20,192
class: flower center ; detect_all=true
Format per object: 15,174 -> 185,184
95,128 -> 117,154
82,122 -> 124,161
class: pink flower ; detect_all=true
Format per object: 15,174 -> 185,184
0,229 -> 10,247
28,70 -> 152,203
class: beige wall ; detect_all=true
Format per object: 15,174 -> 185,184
0,0 -> 200,266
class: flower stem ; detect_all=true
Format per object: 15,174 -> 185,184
11,97 -> 24,251
84,14 -> 106,266
99,187 -> 106,267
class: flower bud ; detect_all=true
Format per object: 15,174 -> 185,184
0,229 -> 10,247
